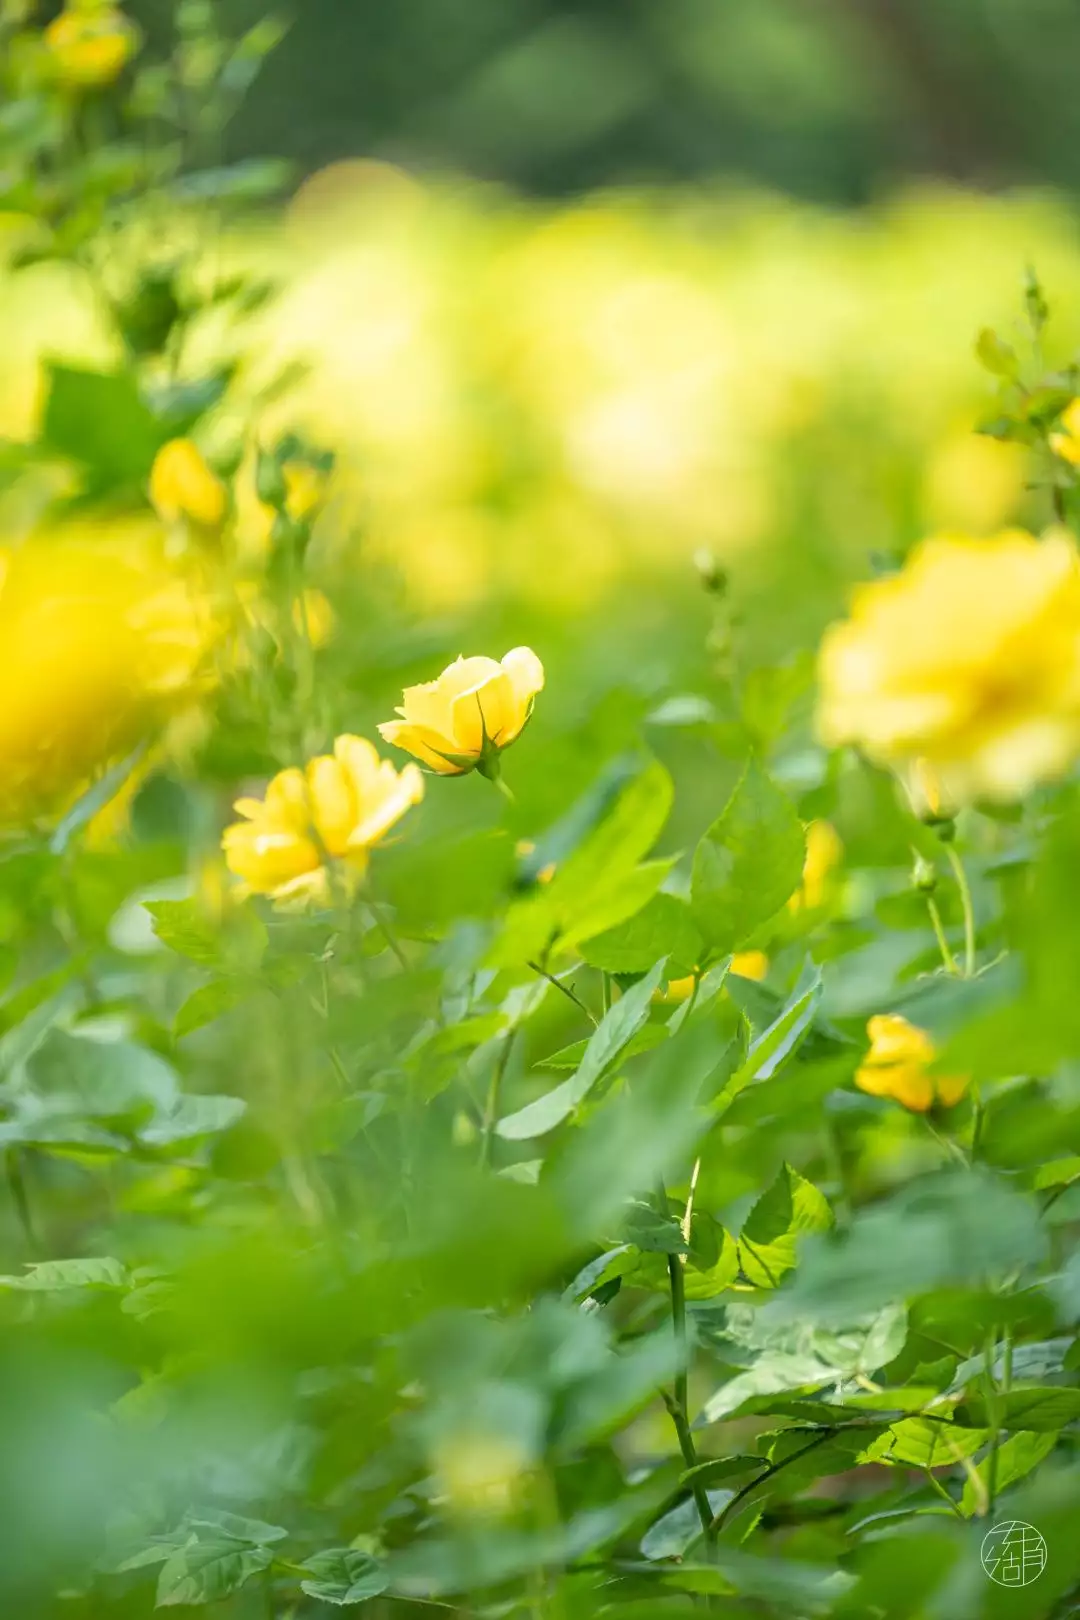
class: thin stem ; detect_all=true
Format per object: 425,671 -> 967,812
601,971 -> 612,1018
926,896 -> 958,976
365,896 -> 409,970
527,961 -> 599,1028
711,1429 -> 836,1535
944,844 -> 976,977
924,1468 -> 964,1518
6,1151 -> 39,1254
663,1252 -> 712,1540
480,1029 -> 517,1167
681,1156 -> 702,1246
984,1327 -> 1002,1516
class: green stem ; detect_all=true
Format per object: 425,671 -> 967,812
365,896 -> 409,970
663,1255 -> 713,1540
6,1150 -> 39,1254
479,1028 -> 517,1167
924,1468 -> 964,1518
527,961 -> 599,1027
600,971 -> 612,1017
711,1430 -> 836,1535
944,844 -> 976,977
984,1327 -> 1002,1516
926,896 -> 958,976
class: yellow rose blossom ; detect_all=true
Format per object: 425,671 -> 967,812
729,950 -> 768,982
0,533 -> 209,824
378,647 -> 544,777
222,735 -> 423,906
149,439 -> 227,530
1051,398 -> 1080,466
790,820 -> 842,911
818,530 -> 1080,805
855,1013 -> 968,1113
44,3 -> 139,88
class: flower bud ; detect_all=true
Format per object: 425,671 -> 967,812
911,854 -> 937,894
693,547 -> 727,596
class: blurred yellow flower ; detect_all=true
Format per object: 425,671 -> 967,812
0,533 -> 209,824
855,1013 -> 968,1112
1050,398 -> 1080,466
431,1429 -> 531,1520
729,950 -> 768,982
222,735 -> 423,906
817,530 -> 1080,804
379,648 -> 544,776
44,3 -> 139,88
149,439 -> 227,530
923,430 -> 1025,533
790,820 -> 842,911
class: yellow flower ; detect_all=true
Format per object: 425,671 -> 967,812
855,1014 -> 968,1113
790,820 -> 842,911
729,950 -> 768,982
149,439 -> 227,530
222,735 -> 423,906
378,648 -> 544,776
1051,398 -> 1080,466
44,4 -> 139,88
818,530 -> 1080,805
431,1429 -> 531,1520
0,531 -> 209,825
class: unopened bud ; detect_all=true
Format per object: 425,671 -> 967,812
694,547 -> 727,596
911,854 -> 937,894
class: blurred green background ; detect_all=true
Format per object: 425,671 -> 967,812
126,0 -> 1080,201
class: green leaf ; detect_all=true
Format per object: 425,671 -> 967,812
975,326 -> 1018,378
0,1257 -> 127,1291
174,978 -> 248,1037
300,1548 -> 389,1606
496,960 -> 667,1140
582,893 -> 703,977
956,1385 -> 1080,1431
860,1417 -> 990,1470
49,746 -> 148,856
691,759 -> 804,957
41,363 -> 168,490
684,1226 -> 740,1299
27,1028 -> 180,1120
737,1163 -> 833,1288
539,1023 -> 666,1070
156,1538 -> 272,1606
960,1431 -> 1057,1516
140,1093 -> 246,1146
715,967 -> 823,1115
699,1351 -> 840,1426
147,899 -> 222,966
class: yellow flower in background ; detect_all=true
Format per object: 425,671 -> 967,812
222,734 -> 423,905
790,820 -> 842,911
149,439 -> 227,530
855,1013 -> 968,1113
729,950 -> 768,982
818,530 -> 1080,805
1050,398 -> 1080,466
379,648 -> 544,776
0,532 -> 209,825
44,3 -> 139,88
431,1429 -> 531,1520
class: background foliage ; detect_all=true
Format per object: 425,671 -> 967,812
2,4 -> 1080,1619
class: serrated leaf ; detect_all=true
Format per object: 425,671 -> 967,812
0,1257 -> 127,1291
156,1538 -> 272,1606
496,960 -> 667,1140
146,899 -> 222,966
860,1416 -> 989,1469
27,1028 -> 179,1120
691,759 -> 804,957
737,1163 -> 833,1288
582,893 -> 703,977
956,1385 -> 1080,1431
959,1430 -> 1057,1516
300,1548 -> 389,1606
174,978 -> 248,1037
699,1352 -> 840,1426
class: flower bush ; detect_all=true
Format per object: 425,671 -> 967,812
0,7 -> 1080,1620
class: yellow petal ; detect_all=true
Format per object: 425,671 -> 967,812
306,754 -> 356,857
499,646 -> 545,742
449,668 -> 515,755
349,762 -> 425,849
378,719 -> 469,773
